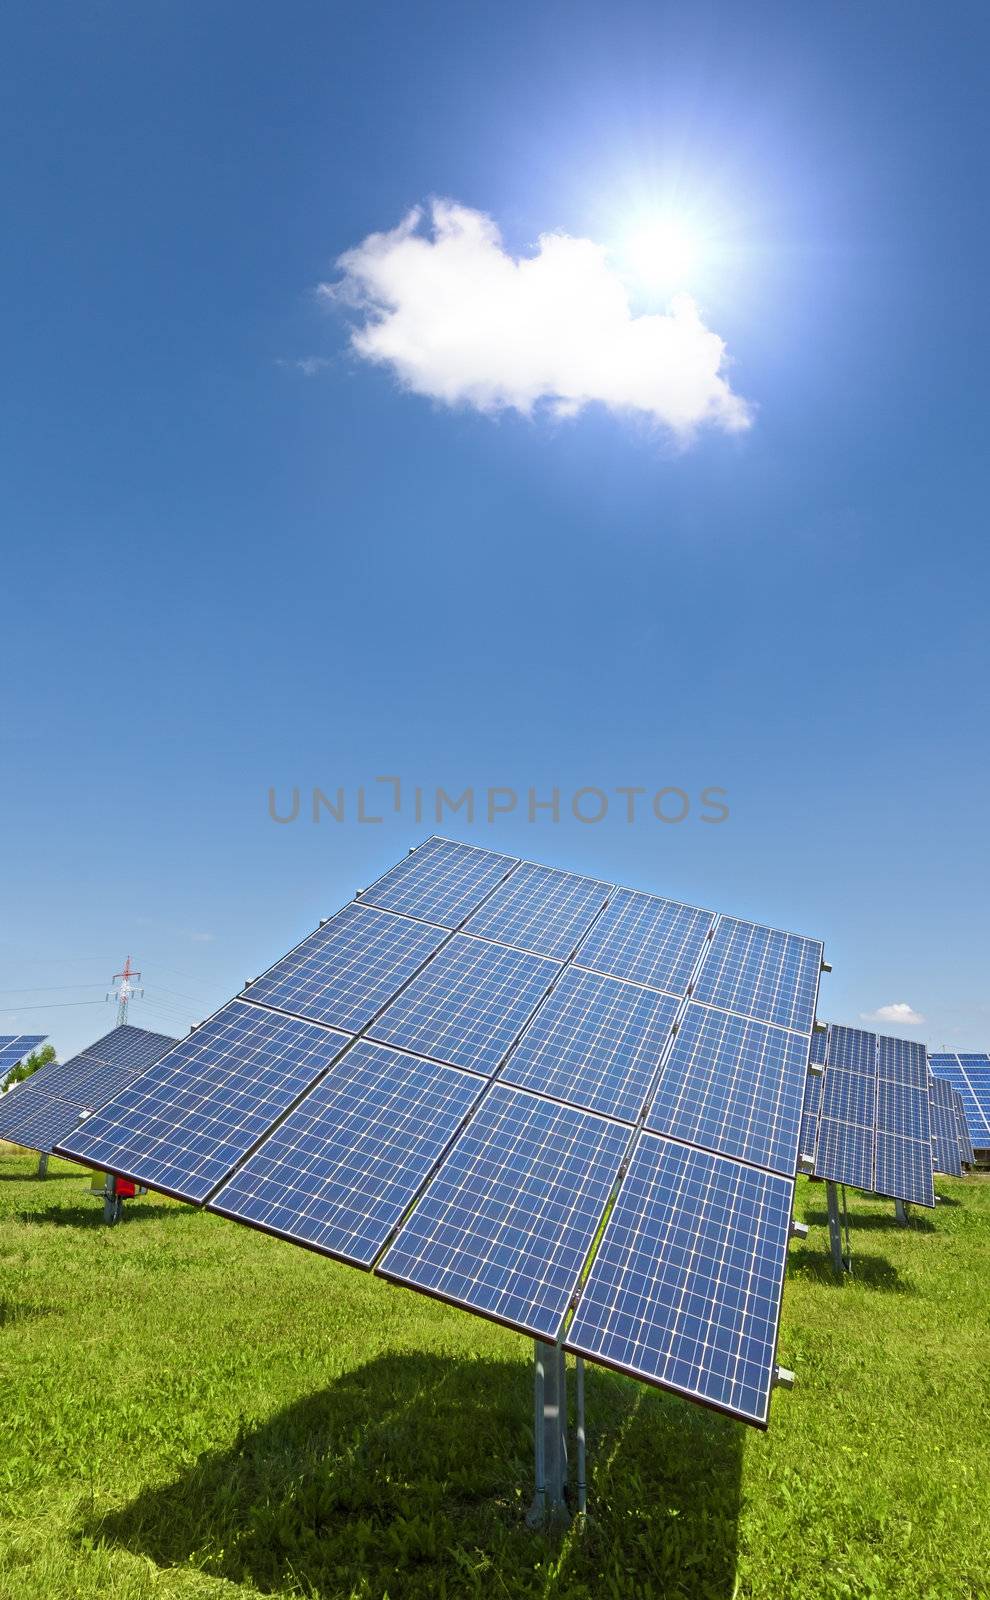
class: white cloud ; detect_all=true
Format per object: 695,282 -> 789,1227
276,357 -> 330,377
860,1002 -> 926,1027
325,201 -> 752,439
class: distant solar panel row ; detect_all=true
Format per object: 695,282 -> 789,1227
0,1026 -> 177,1155
929,1074 -> 963,1177
0,1035 -> 46,1078
58,836 -> 825,1427
928,1053 -> 990,1148
812,1024 -> 935,1207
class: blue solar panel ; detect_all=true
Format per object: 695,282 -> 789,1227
369,936 -> 558,1075
245,903 -> 447,1031
877,1034 -> 928,1089
814,1117 -> 873,1190
462,861 -> 612,960
359,836 -> 516,927
0,1035 -> 46,1077
820,1066 -> 875,1129
875,1078 -> 930,1143
565,1134 -> 794,1427
929,1076 -> 963,1177
930,1055 -> 990,1146
56,1001 -> 350,1202
574,889 -> 714,995
210,1042 -> 484,1264
827,1024 -> 877,1076
800,1071 -> 822,1161
953,1089 -> 975,1167
498,968 -> 678,1122
0,1082 -> 86,1151
644,1004 -> 809,1177
875,1134 -> 935,1206
810,1029 -> 828,1066
377,1085 -> 629,1339
33,1026 -> 178,1109
691,920 -> 822,1032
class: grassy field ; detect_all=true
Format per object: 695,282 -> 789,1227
1,1149 -> 988,1600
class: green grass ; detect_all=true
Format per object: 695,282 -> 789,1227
1,1151 -> 988,1599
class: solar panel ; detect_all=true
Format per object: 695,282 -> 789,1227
815,1116 -> 873,1190
875,1079 -> 929,1141
47,839 -> 825,1434
800,1071 -> 822,1160
0,1082 -> 87,1151
0,1035 -> 46,1077
358,836 -> 516,927
953,1090 -> 975,1167
33,1025 -> 178,1109
929,1054 -> 990,1146
565,1134 -> 793,1427
810,1029 -> 828,1066
210,1042 -> 484,1264
877,1034 -> 928,1089
368,936 -> 558,1075
244,903 -> 447,1031
644,1004 -> 809,1177
818,1023 -> 875,1076
819,1066 -> 875,1130
56,1001 -> 350,1202
574,889 -> 714,995
929,1075 -> 963,1177
875,1133 -> 935,1206
690,919 -> 822,1032
0,1026 -> 178,1155
377,1084 -> 630,1339
461,861 -> 612,960
498,967 -> 678,1122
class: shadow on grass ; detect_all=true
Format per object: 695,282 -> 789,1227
934,1192 -> 963,1207
804,1208 -> 936,1236
17,1201 -> 182,1228
788,1246 -> 915,1294
92,1351 -> 744,1599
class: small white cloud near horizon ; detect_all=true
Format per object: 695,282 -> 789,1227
323,201 -> 752,440
860,1002 -> 926,1027
276,356 -> 331,377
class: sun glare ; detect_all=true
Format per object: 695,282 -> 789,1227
619,213 -> 705,297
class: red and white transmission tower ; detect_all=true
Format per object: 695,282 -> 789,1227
108,956 -> 143,1027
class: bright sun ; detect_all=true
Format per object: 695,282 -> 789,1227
620,214 -> 703,296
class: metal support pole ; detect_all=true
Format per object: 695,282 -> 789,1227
37,1153 -> 49,1179
826,1181 -> 846,1275
526,1340 -> 569,1527
103,1174 -> 123,1226
894,1198 -> 908,1225
575,1356 -> 587,1516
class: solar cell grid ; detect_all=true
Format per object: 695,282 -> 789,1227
244,903 -> 447,1033
210,1042 -> 484,1264
815,1117 -> 873,1190
0,1035 -> 46,1076
810,1029 -> 828,1066
875,1133 -> 935,1206
0,1082 -> 85,1151
929,1055 -> 990,1143
820,1067 -> 875,1129
875,1078 -> 930,1141
565,1133 -> 794,1426
37,1026 -> 178,1109
56,1001 -> 351,1203
825,1024 -> 876,1076
378,1084 -> 630,1339
691,919 -> 822,1033
953,1091 -> 975,1166
929,1077 -> 963,1177
462,861 -> 612,960
498,967 -> 678,1123
359,836 -> 516,927
369,936 -> 558,1076
575,889 -> 714,996
644,1004 -> 809,1177
877,1034 -> 928,1088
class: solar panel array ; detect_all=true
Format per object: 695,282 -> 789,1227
0,1035 -> 47,1079
58,836 -> 825,1428
810,1024 -> 935,1207
952,1089 -> 976,1168
929,1074 -> 963,1178
0,1026 -> 177,1155
928,1053 -> 990,1151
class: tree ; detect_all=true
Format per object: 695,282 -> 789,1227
2,1044 -> 56,1093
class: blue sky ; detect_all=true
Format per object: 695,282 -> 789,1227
2,1 -> 987,1059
